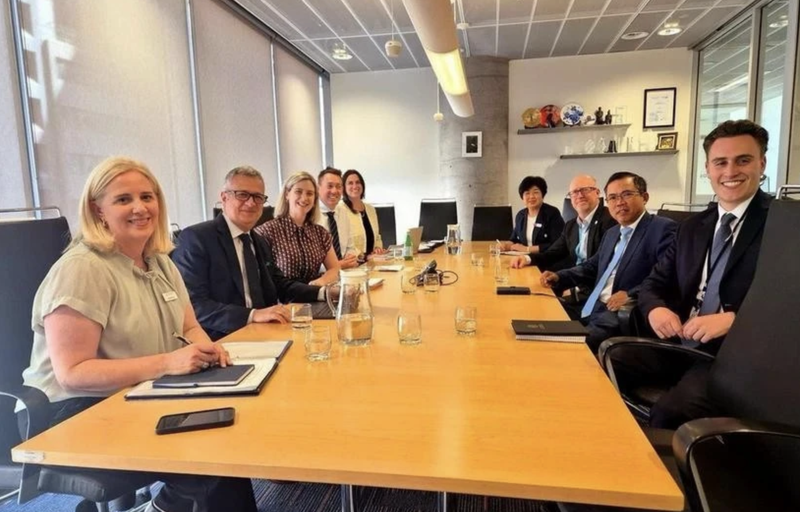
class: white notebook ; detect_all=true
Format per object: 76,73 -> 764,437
125,340 -> 290,399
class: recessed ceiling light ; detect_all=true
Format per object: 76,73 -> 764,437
621,31 -> 649,40
769,16 -> 788,29
332,46 -> 353,60
658,22 -> 682,36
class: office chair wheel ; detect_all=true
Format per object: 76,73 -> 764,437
74,499 -> 102,512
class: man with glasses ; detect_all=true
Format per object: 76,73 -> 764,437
511,175 -> 616,318
172,166 -> 322,340
317,167 -> 359,269
607,120 -> 773,429
539,172 -> 676,353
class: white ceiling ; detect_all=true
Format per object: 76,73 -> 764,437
235,0 -> 751,73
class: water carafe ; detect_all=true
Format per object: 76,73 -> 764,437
326,269 -> 374,346
445,224 -> 462,255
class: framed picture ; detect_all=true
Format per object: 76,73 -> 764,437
656,132 -> 678,151
643,87 -> 676,128
462,131 -> 482,158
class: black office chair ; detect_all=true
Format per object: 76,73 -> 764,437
212,205 -> 274,227
471,205 -> 513,241
373,203 -> 397,247
418,198 -> 457,241
561,196 -> 577,223
0,208 -> 152,512
777,184 -> 800,200
602,200 -> 800,511
656,203 -> 711,224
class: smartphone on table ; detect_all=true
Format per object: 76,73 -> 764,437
155,407 -> 235,435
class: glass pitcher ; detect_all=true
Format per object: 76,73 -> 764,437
445,223 -> 462,255
326,269 -> 373,346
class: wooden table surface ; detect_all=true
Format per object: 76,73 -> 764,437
13,242 -> 683,510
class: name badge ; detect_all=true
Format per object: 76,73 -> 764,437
162,291 -> 178,302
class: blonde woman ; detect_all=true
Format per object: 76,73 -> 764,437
255,171 -> 340,286
20,156 -> 256,512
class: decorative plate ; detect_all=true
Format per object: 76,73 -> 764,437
522,107 -> 541,129
561,102 -> 584,126
540,104 -> 561,128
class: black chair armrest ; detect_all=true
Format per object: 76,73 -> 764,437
0,385 -> 51,440
674,417 -> 800,473
598,336 -> 715,371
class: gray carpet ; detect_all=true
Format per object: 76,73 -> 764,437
0,480 -> 558,512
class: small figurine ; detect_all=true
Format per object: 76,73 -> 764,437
594,107 -> 604,125
605,109 -> 613,125
608,139 -> 617,153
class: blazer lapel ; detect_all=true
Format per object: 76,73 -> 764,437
615,213 -> 651,276
725,190 -> 770,276
586,208 -> 606,255
596,225 -> 620,276
215,215 -> 245,300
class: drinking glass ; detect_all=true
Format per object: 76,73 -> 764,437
304,326 -> 332,361
423,273 -> 440,293
400,268 -> 417,294
455,306 -> 477,336
290,303 -> 312,330
397,310 -> 422,345
494,261 -> 510,285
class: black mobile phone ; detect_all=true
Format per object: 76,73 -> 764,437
155,407 -> 235,435
497,286 -> 531,295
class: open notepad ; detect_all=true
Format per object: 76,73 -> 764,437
125,340 -> 291,400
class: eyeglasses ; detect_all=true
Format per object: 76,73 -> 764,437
606,190 -> 641,203
225,190 -> 268,204
567,186 -> 598,198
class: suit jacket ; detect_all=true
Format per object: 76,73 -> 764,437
171,214 -> 320,340
346,202 -> 383,253
556,213 -> 677,301
510,202 -> 565,253
638,190 -> 772,354
533,206 -> 617,272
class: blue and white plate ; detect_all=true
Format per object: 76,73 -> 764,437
561,103 -> 584,126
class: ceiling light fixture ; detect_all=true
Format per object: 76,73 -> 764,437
621,31 -> 649,40
385,0 -> 403,58
657,22 -> 682,36
332,44 -> 353,61
434,82 -> 444,122
403,0 -> 474,117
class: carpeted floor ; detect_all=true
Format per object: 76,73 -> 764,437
0,480 -> 558,512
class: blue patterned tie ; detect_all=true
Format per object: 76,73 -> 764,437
326,211 -> 342,259
581,227 -> 633,318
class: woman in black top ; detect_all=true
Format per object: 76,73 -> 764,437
501,175 -> 565,255
343,169 -> 385,259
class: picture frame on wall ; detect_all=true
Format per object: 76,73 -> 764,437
643,87 -> 676,128
656,132 -> 678,150
462,131 -> 482,158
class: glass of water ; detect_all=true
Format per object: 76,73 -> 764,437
401,268 -> 417,294
423,273 -> 440,293
397,310 -> 422,345
494,261 -> 510,285
290,303 -> 312,330
304,326 -> 332,361
455,306 -> 477,336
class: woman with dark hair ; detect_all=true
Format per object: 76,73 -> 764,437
342,169 -> 385,258
500,175 -> 565,255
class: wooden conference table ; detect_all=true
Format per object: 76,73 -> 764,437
13,242 -> 683,510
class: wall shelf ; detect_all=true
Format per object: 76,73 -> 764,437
517,123 -> 631,135
560,150 -> 679,159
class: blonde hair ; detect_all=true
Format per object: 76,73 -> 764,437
275,171 -> 320,225
71,156 -> 173,256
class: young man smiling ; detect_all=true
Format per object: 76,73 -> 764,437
609,120 -> 773,429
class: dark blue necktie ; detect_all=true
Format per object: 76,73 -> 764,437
326,211 -> 342,259
239,233 -> 265,309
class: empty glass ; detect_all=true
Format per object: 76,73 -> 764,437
494,261 -> 510,285
423,273 -> 440,293
397,310 -> 422,345
290,303 -> 312,331
401,268 -> 417,294
455,306 -> 477,336
304,326 -> 332,361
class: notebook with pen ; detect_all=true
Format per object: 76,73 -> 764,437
152,364 -> 255,388
125,340 -> 291,400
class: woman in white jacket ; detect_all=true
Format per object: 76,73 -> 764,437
343,169 -> 385,259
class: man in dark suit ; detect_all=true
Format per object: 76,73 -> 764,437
610,120 -> 772,429
540,172 -> 676,353
512,175 -> 617,318
172,166 -> 322,341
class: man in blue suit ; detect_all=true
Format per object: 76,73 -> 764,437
540,172 -> 676,353
172,166 -> 322,341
